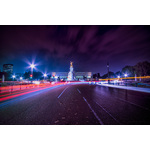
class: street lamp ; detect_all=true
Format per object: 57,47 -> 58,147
107,62 -> 110,84
12,75 -> 16,79
117,76 -> 120,85
55,76 -> 58,82
124,74 -> 127,77
124,74 -> 128,86
43,73 -> 47,81
12,75 -> 16,93
20,77 -> 23,90
30,64 -> 35,75
44,73 -> 47,77
30,64 -> 35,83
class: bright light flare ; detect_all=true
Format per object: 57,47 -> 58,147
55,76 -> 58,79
30,64 -> 35,68
12,75 -> 16,78
20,77 -> 23,80
124,74 -> 127,77
44,73 -> 47,77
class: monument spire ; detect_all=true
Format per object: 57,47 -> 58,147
70,61 -> 73,67
68,61 -> 74,81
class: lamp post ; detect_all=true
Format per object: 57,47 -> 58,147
30,64 -> 35,83
124,74 -> 127,86
117,76 -> 120,85
107,62 -> 110,84
30,64 -> 35,75
12,75 -> 16,93
43,73 -> 47,81
20,77 -> 23,90
55,76 -> 58,82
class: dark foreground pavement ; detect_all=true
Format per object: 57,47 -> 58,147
0,83 -> 150,125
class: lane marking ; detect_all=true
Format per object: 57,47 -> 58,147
57,87 -> 68,99
95,101 -> 121,124
118,97 -> 150,112
93,88 -> 150,112
77,89 -> 81,94
83,97 -> 104,125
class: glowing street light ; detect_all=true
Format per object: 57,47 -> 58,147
124,74 -> 128,86
20,77 -> 23,90
44,73 -> 47,77
12,75 -> 16,79
30,64 -> 35,69
12,75 -> 16,91
55,76 -> 58,79
43,73 -> 47,80
30,64 -> 35,80
55,76 -> 58,82
117,76 -> 120,85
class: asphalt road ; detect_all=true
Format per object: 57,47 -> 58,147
0,83 -> 150,125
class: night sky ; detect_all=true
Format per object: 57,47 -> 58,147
0,25 -> 150,75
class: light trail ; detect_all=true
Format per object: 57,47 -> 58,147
0,83 -> 65,102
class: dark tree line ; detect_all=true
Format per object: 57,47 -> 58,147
93,61 -> 150,79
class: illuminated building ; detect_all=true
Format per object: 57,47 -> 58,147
50,62 -> 92,81
68,61 -> 74,81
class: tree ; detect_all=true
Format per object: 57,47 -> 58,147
121,66 -> 135,77
134,61 -> 150,76
101,71 -> 115,79
97,73 -> 101,78
115,71 -> 121,78
23,71 -> 43,80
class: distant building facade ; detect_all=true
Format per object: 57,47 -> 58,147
50,62 -> 92,81
3,64 -> 13,74
50,71 -> 92,80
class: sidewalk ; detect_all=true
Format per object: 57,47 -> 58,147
97,83 -> 150,93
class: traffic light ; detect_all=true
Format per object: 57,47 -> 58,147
30,74 -> 33,78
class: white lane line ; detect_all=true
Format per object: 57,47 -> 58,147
83,97 -> 104,125
95,101 -> 121,124
118,97 -> 150,112
77,89 -> 81,94
57,87 -> 68,98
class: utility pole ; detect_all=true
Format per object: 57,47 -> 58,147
107,62 -> 110,84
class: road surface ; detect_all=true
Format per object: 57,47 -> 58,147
0,83 -> 150,125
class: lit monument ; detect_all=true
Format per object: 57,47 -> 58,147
68,61 -> 74,81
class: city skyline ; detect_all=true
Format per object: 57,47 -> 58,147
0,25 -> 150,75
